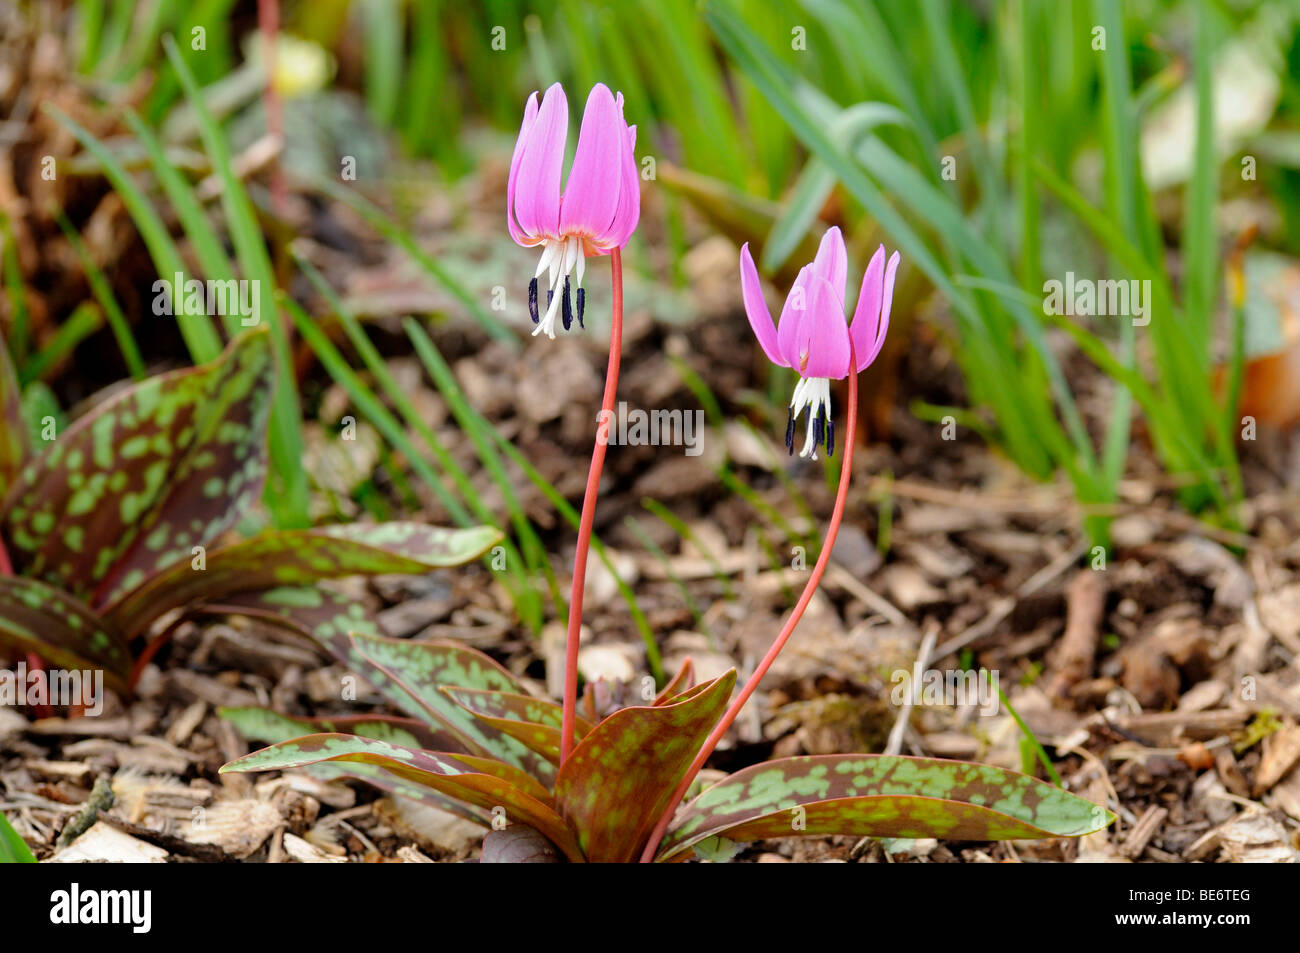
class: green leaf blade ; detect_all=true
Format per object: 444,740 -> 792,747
442,687 -> 593,765
554,670 -> 736,863
2,330 -> 274,605
0,575 -> 132,691
104,522 -> 501,636
0,811 -> 36,863
350,632 -> 556,784
220,732 -> 581,860
659,754 -> 1113,861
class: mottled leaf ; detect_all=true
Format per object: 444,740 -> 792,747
217,583 -> 384,663
0,337 -> 26,488
305,760 -> 490,825
350,632 -> 556,784
658,754 -> 1115,861
213,584 -> 402,701
220,733 -> 582,861
0,575 -> 131,692
442,687 -> 594,764
104,523 -> 502,637
654,658 -> 695,705
218,706 -> 465,753
218,705 -> 487,822
554,669 -> 737,863
1,329 -> 273,605
213,589 -> 557,784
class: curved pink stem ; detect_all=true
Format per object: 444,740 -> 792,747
638,350 -> 858,863
560,248 -> 624,763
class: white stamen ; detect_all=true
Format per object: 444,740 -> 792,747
534,241 -> 559,279
788,377 -> 832,460
533,280 -> 564,338
531,235 -> 588,337
560,236 -> 578,281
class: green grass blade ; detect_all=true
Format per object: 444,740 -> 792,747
163,34 -> 309,528
53,211 -> 146,380
43,103 -> 223,362
310,175 -> 517,349
0,811 -> 36,863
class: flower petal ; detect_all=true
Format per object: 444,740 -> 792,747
740,244 -> 784,366
863,249 -> 904,369
560,84 -> 624,239
811,226 -> 848,304
849,245 -> 884,369
777,265 -> 813,369
798,277 -> 851,379
604,121 -> 641,249
515,83 -> 568,240
507,91 -> 540,244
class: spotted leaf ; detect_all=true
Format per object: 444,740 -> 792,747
305,760 -> 491,825
0,575 -> 132,692
219,733 -> 583,861
554,669 -> 736,863
442,687 -> 594,764
657,754 -> 1115,861
0,337 -> 26,487
213,589 -> 557,784
218,706 -> 465,753
213,584 -> 401,701
104,523 -> 502,637
0,329 -> 273,605
350,632 -> 556,785
218,706 -> 489,822
653,658 -> 695,705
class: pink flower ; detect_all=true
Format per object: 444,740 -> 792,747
740,227 -> 898,459
508,82 -> 640,338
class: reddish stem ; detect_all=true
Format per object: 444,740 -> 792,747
560,248 -> 624,763
25,652 -> 52,719
127,615 -> 187,692
638,354 -> 859,863
0,539 -> 12,576
259,0 -> 289,217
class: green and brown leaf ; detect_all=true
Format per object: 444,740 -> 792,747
350,632 -> 557,784
0,575 -> 132,692
442,687 -> 594,764
103,522 -> 501,636
220,733 -> 583,861
0,329 -> 273,605
554,669 -> 736,863
657,754 -> 1115,861
218,706 -> 465,753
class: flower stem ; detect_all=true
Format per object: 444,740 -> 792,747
560,248 -> 624,763
638,357 -> 859,863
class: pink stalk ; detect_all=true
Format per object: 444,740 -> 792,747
638,349 -> 859,862
560,248 -> 624,763
259,0 -> 289,217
